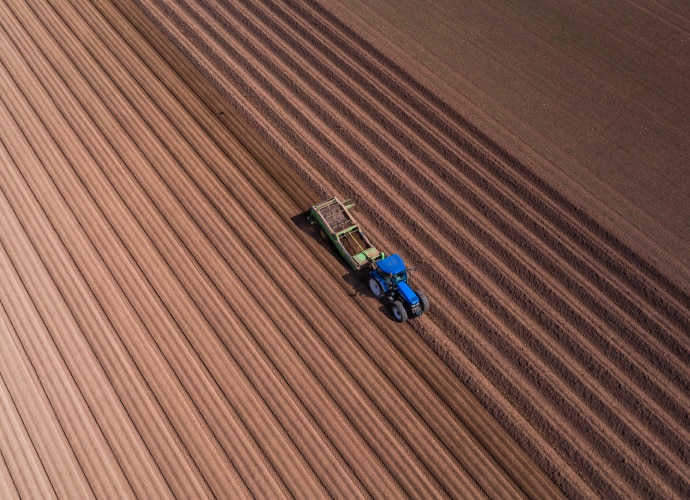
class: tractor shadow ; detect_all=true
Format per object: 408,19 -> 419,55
343,270 -> 398,321
291,211 -> 390,314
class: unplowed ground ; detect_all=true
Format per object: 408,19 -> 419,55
0,0 -> 688,498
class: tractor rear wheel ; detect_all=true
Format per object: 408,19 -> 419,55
369,277 -> 384,298
391,301 -> 408,322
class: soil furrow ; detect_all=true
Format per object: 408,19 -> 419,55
0,301 -> 94,498
278,0 -> 690,325
152,3 -> 688,492
0,367 -> 56,499
130,0 -> 684,496
63,2 -> 530,496
107,4 -> 547,496
218,0 -> 690,437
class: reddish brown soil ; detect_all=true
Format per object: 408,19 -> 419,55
328,0 -> 690,286
0,0 -> 688,498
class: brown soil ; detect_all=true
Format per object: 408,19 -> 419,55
327,0 -> 690,287
0,0 -> 688,498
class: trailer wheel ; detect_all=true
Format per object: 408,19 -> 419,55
369,277 -> 384,298
391,301 -> 408,322
417,290 -> 429,312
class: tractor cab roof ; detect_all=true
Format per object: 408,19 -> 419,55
377,254 -> 406,275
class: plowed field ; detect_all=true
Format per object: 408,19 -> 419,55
0,0 -> 688,498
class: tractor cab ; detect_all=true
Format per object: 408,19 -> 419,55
376,254 -> 408,288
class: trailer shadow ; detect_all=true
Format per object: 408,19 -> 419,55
339,269 -> 399,322
290,210 -> 347,265
291,211 -> 374,297
290,211 -> 398,322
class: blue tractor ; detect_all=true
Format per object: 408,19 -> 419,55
367,254 -> 429,322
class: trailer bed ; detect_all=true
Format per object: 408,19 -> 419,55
309,197 -> 384,270
313,198 -> 357,235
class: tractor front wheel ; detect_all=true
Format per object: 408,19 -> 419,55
417,290 -> 430,312
391,301 -> 408,322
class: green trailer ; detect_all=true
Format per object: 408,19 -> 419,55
308,197 -> 384,271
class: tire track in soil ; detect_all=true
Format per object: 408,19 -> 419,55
133,0 -> 690,497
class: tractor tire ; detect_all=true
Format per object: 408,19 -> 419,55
417,290 -> 430,312
369,277 -> 384,298
391,301 -> 408,322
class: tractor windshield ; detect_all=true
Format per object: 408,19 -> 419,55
392,270 -> 407,283
382,270 -> 406,289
